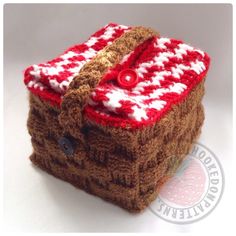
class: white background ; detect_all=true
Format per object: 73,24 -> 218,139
3,4 -> 233,232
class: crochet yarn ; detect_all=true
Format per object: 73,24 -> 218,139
24,24 -> 209,129
86,37 -> 209,128
24,23 -> 210,212
24,23 -> 130,106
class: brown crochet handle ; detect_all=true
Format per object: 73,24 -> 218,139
59,26 -> 159,142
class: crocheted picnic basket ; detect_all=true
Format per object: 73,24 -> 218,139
24,23 -> 210,212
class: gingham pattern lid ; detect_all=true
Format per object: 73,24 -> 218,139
24,23 -> 210,128
85,36 -> 210,128
24,23 -> 130,105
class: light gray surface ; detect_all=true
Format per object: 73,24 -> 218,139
4,4 -> 232,232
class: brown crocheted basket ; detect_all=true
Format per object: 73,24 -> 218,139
24,23 -> 210,212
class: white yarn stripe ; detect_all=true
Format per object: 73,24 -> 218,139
27,80 -> 46,91
136,38 -> 205,79
154,37 -> 171,49
133,59 -> 205,94
85,24 -> 129,47
61,51 -> 78,60
93,81 -> 186,121
133,39 -> 205,93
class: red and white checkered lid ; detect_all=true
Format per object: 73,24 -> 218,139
24,23 -> 130,105
24,23 -> 210,129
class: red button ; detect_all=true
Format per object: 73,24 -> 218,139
117,69 -> 138,89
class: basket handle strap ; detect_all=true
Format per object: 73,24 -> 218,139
59,26 -> 159,142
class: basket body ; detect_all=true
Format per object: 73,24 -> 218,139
24,23 -> 210,212
27,80 -> 205,212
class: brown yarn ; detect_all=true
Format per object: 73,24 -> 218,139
26,25 -> 207,212
27,77 -> 205,212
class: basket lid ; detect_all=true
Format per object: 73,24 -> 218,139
24,23 -> 131,105
24,23 -> 210,133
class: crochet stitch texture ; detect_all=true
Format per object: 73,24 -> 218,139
24,23 -> 210,212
